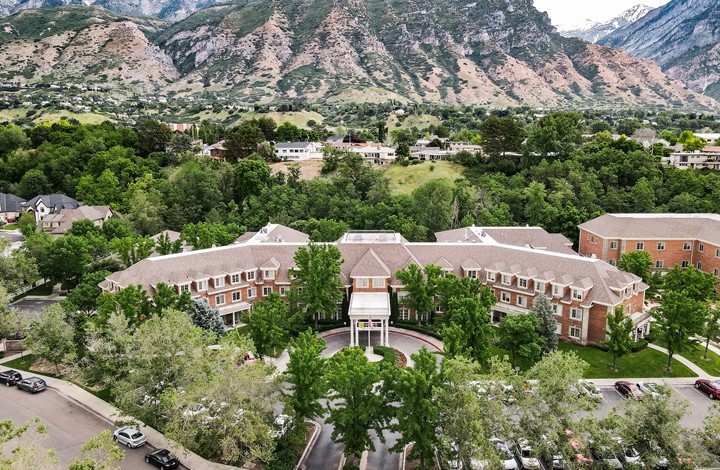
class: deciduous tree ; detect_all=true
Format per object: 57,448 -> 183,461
68,430 -> 125,470
25,304 -> 76,375
654,291 -> 706,371
618,250 -> 653,283
496,313 -> 543,369
284,328 -> 327,425
110,236 -> 154,267
244,293 -> 292,355
291,243 -> 344,328
395,264 -> 442,325
603,306 -> 635,372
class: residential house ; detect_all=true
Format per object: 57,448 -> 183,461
0,193 -> 26,222
664,147 -> 720,170
274,142 -> 324,161
448,142 -> 483,154
411,148 -> 455,161
209,141 -> 227,161
579,213 -> 720,286
348,146 -> 396,165
21,194 -> 82,224
103,223 -> 648,345
40,205 -> 113,235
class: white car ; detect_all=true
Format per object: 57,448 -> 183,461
515,440 -> 540,470
490,438 -> 519,469
113,427 -> 146,448
273,414 -> 291,438
578,380 -> 603,400
636,381 -> 662,398
613,437 -> 643,466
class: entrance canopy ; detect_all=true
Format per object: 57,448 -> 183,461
348,292 -> 390,347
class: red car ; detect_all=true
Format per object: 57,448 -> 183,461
695,379 -> 720,399
615,381 -> 644,400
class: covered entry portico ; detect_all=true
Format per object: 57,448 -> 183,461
349,292 -> 391,347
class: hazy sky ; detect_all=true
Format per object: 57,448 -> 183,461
533,0 -> 669,28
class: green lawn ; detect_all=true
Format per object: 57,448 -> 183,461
654,339 -> 720,377
2,354 -> 113,401
383,161 -> 467,194
1,223 -> 18,230
486,343 -> 697,378
558,343 -> 697,379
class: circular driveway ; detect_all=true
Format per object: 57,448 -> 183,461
319,327 -> 443,367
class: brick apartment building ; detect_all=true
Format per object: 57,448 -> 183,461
578,214 -> 720,280
102,224 -> 649,346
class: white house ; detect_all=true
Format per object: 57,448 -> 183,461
274,142 -> 324,161
411,148 -> 455,161
348,146 -> 396,165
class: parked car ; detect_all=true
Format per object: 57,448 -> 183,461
514,440 -> 541,470
144,449 -> 179,469
113,427 -> 147,448
490,438 -> 519,470
16,377 -> 46,393
539,435 -> 564,470
590,444 -> 624,469
614,437 -> 642,466
615,381 -> 644,400
636,381 -> 663,398
695,379 -> 720,399
0,369 -> 22,386
578,380 -> 603,401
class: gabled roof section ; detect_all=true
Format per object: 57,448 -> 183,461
579,213 -> 720,245
260,257 -> 281,270
351,249 -> 391,277
434,257 -> 454,270
461,258 -> 481,270
0,193 -> 25,213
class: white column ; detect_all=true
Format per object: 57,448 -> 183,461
350,319 -> 355,346
384,319 -> 389,347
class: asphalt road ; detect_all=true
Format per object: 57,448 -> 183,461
0,384 -> 156,469
10,298 -> 61,313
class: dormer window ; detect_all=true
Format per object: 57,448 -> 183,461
263,270 -> 275,280
357,278 -> 369,288
372,278 -> 385,288
214,276 -> 225,288
552,284 -> 562,297
518,278 -> 528,289
501,274 -> 512,286
197,280 -> 208,291
179,284 -> 190,294
231,273 -> 240,284
467,270 -> 477,279
572,289 -> 583,301
486,271 -> 496,282
535,281 -> 545,293
246,271 -> 256,281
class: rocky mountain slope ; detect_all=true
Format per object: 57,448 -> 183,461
0,1 -> 716,109
0,0 -> 215,21
0,7 -> 178,90
559,4 -> 653,43
600,0 -> 720,99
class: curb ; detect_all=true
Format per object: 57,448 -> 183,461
295,420 -> 321,470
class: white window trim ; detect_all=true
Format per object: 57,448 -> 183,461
247,287 -> 257,299
535,282 -> 545,293
609,241 -> 618,250
683,242 -> 692,251
357,278 -> 369,288
500,291 -> 511,303
570,308 -> 582,321
569,326 -> 581,339
553,304 -> 562,316
572,289 -> 583,301
518,278 -> 528,289
215,294 -> 226,306
197,280 -> 208,291
467,270 -> 477,279
246,271 -> 256,281
636,242 -> 644,250
517,295 -> 527,307
232,291 -> 242,302
179,283 -> 190,294
215,277 -> 225,288
655,260 -> 664,268
657,242 -> 666,251
262,286 -> 272,296
372,278 -> 385,288
263,270 -> 276,280
230,273 -> 241,285
486,271 -> 496,282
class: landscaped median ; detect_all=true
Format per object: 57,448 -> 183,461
654,339 -> 720,377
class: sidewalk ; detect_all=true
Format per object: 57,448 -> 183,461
0,353 -> 242,470
647,343 -> 710,377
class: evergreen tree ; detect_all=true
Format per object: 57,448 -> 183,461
533,294 -> 558,356
189,298 -> 225,339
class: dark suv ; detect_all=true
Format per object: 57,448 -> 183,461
17,377 -> 47,393
0,369 -> 22,386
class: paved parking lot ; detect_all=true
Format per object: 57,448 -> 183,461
10,298 -> 62,314
0,384 -> 158,469
594,383 -> 715,428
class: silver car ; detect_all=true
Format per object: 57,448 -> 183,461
113,427 -> 147,448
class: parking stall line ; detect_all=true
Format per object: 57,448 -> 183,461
673,386 -> 692,402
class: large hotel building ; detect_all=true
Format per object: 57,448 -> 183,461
102,223 -> 649,346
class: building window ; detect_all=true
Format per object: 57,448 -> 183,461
552,284 -> 562,297
372,278 -> 385,288
500,291 -> 511,303
555,324 -> 562,335
502,274 -> 512,285
683,242 -> 692,251
232,291 -> 241,302
572,289 -> 583,301
517,295 -> 527,307
215,277 -> 225,288
716,249 -> 720,259
262,286 -> 272,296
569,327 -> 581,339
535,282 -> 545,293
279,286 -> 289,297
590,235 -> 596,243
714,268 -> 720,277
180,284 -> 189,293
682,260 -> 690,268
486,271 -> 495,282
357,278 -> 369,288
231,274 -> 240,284
215,294 -> 226,306
263,270 -> 275,280
699,243 -> 704,253
399,307 -> 409,321
657,242 -> 665,251
467,270 -> 477,279
626,304 -> 632,315
197,280 -> 207,291
697,262 -> 703,270
655,260 -> 664,268
609,241 -> 618,250
609,259 -> 616,266
570,308 -> 582,320
247,271 -> 256,281
247,287 -> 257,298
636,242 -> 644,250
553,304 -> 563,316
518,278 -> 528,288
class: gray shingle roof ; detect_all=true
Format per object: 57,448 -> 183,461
22,194 -> 81,212
0,193 -> 25,213
579,213 -> 720,244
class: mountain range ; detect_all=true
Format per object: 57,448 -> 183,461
559,4 -> 654,43
600,0 -> 720,99
0,0 -> 716,109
